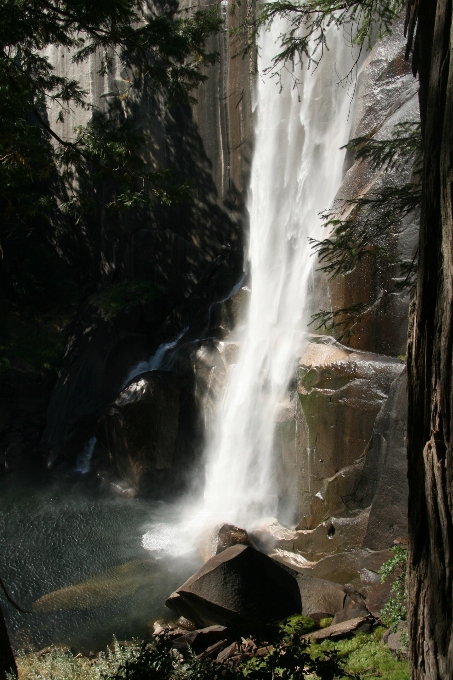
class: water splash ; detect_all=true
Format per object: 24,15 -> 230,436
192,20 -> 357,531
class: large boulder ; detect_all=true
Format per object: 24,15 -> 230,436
165,545 -> 301,628
295,573 -> 345,618
96,371 -> 180,495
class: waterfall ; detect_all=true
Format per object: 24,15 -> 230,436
193,18 -> 357,531
122,326 -> 188,388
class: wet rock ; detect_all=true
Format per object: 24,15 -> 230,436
359,371 -> 408,550
216,524 -> 252,554
197,522 -> 252,562
270,549 -> 316,571
293,510 -> 372,561
165,545 -> 301,628
251,518 -> 299,553
329,16 -> 419,356
96,371 -> 179,495
295,548 -> 391,587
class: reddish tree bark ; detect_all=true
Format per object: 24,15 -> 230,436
406,0 -> 453,677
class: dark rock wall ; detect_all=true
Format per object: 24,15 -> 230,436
39,0 -> 255,476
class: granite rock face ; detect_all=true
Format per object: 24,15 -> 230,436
274,336 -> 408,559
327,17 -> 419,356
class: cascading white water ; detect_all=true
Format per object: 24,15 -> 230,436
193,18 -> 358,530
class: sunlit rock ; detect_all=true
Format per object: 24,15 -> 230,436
329,16 -> 419,356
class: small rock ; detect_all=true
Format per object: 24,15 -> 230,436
172,625 -> 228,655
216,524 -> 251,554
387,622 -> 408,659
217,642 -> 239,663
304,616 -> 367,641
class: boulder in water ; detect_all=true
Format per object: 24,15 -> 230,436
197,523 -> 252,562
165,544 -> 301,628
96,371 -> 179,495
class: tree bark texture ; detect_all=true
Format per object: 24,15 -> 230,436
0,604 -> 16,679
406,0 -> 453,677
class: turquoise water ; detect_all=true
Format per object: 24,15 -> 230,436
0,480 -> 200,652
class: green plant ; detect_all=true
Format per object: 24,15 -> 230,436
233,0 -> 405,82
379,546 -> 408,630
16,638 -> 141,680
319,617 -> 333,629
313,628 -> 409,680
279,614 -> 317,639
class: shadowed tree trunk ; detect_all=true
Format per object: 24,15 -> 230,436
406,0 -> 453,677
0,604 -> 16,679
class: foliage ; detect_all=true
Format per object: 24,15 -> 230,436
379,546 -> 408,630
344,121 -> 422,173
279,615 -> 317,639
234,0 -> 405,80
319,617 -> 333,629
89,280 -> 162,318
308,121 -> 421,340
315,628 -> 409,680
15,626 -> 411,680
0,0 -> 221,220
16,637 -> 141,680
0,0 -> 221,260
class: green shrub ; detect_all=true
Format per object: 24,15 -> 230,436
16,638 -> 140,680
319,617 -> 333,629
379,546 -> 408,630
313,629 -> 409,680
16,627 -> 410,680
279,615 -> 316,638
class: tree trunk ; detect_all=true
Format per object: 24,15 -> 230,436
406,0 -> 453,677
0,604 -> 16,679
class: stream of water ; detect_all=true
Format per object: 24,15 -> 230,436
191,18 -> 357,531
